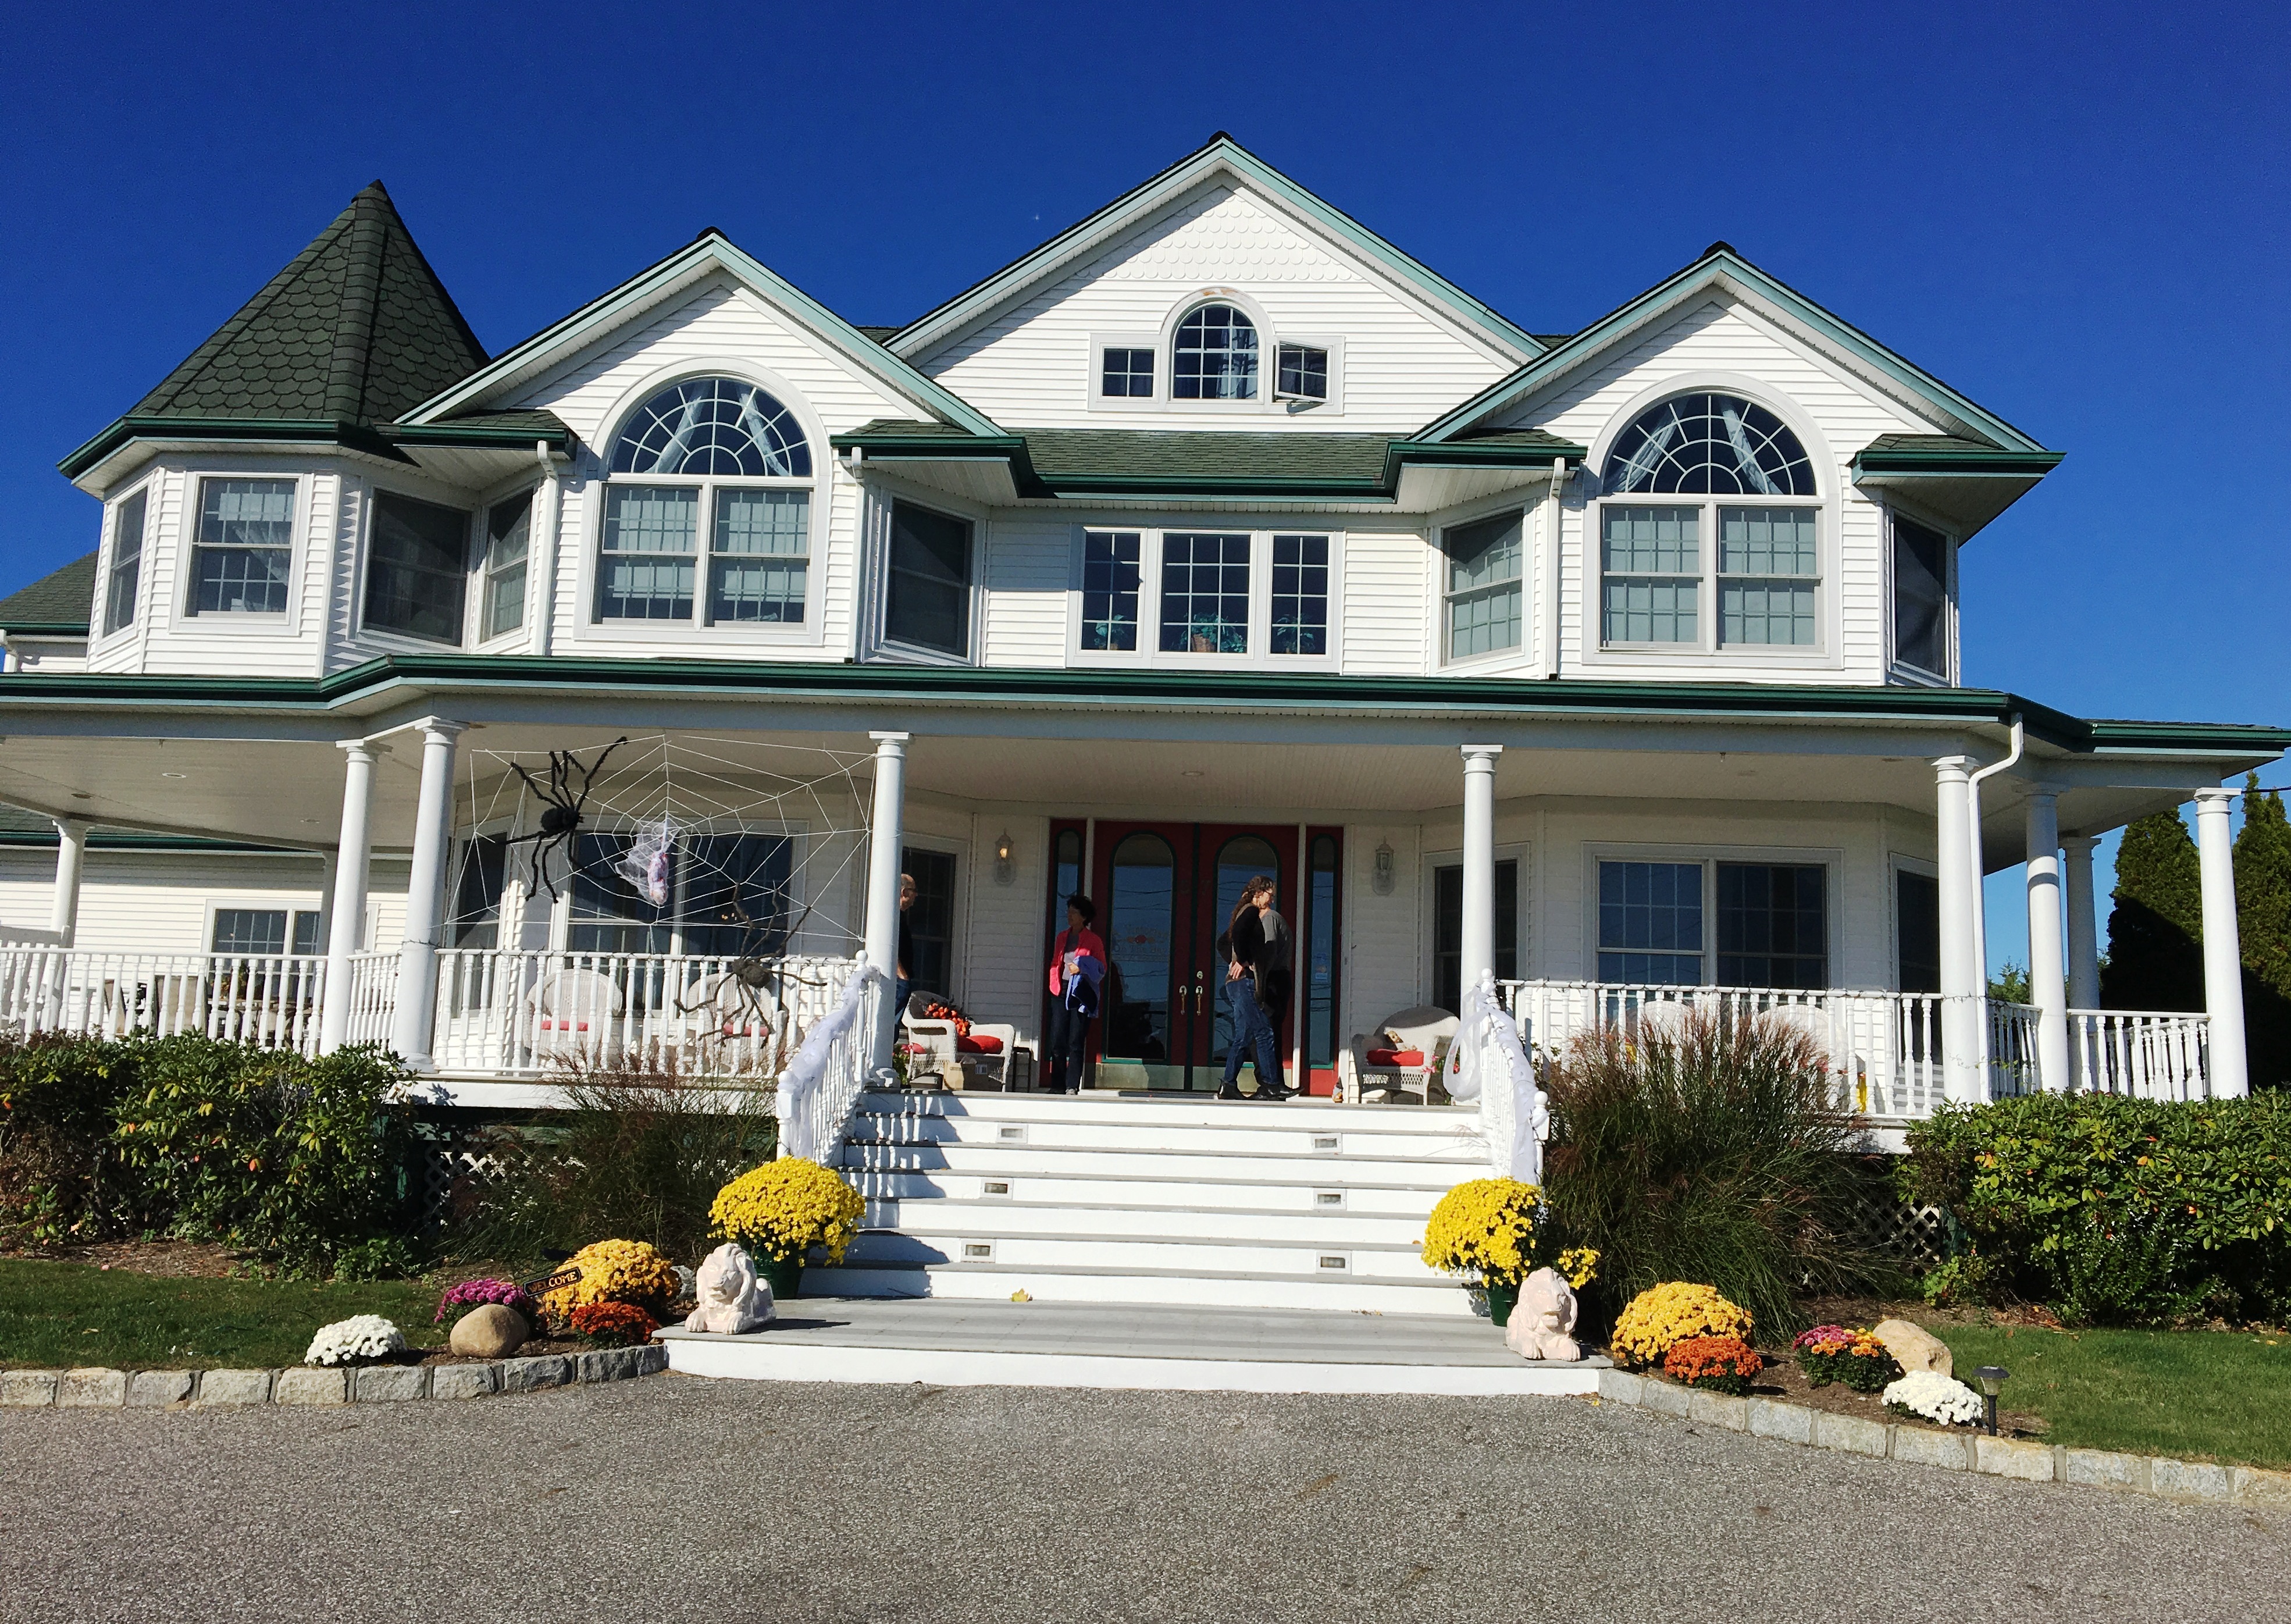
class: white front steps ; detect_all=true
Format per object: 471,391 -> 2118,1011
825,1089 -> 1487,1315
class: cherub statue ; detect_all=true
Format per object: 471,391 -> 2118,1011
683,1242 -> 775,1334
1504,1266 -> 1582,1362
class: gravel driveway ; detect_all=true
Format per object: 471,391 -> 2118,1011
3,1377 -> 2283,1623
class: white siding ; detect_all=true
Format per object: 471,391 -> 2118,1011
1339,530 -> 1431,674
917,181 -> 1513,432
952,811 -> 1052,1049
979,512 -> 1073,667
0,850 -> 408,955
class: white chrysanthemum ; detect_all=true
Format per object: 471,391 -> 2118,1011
304,1315 -> 407,1367
1883,1369 -> 1985,1427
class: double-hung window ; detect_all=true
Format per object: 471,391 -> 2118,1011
104,489 -> 146,636
596,377 -> 813,632
365,490 -> 471,643
1270,535 -> 1328,655
1596,858 -> 1829,987
1081,531 -> 1142,651
189,478 -> 295,615
1595,393 -> 1820,654
1443,510 -> 1525,662
885,500 -> 974,657
1891,512 -> 1950,677
211,907 -> 322,957
480,492 -> 532,641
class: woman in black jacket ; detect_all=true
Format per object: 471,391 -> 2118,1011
1215,875 -> 1292,1101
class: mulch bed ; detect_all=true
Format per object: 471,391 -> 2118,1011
1,1238 -> 244,1277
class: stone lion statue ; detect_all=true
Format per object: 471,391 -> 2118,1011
1504,1266 -> 1581,1362
684,1242 -> 775,1334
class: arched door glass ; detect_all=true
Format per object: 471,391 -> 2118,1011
1104,832 -> 1176,1070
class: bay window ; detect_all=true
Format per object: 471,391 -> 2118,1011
1442,510 -> 1525,663
189,478 -> 294,616
885,500 -> 973,656
103,489 -> 145,636
1891,511 -> 1951,677
365,490 -> 471,643
481,491 -> 532,641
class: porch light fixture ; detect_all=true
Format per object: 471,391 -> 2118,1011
1372,840 -> 1395,895
1972,1365 -> 2010,1436
993,831 -> 1015,886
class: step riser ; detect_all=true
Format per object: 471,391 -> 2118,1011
864,1202 -> 1426,1245
801,1266 -> 1480,1316
850,1119 -> 1485,1158
846,1232 -> 1433,1281
842,1145 -> 1480,1184
849,1171 -> 1446,1217
854,1092 -> 1470,1134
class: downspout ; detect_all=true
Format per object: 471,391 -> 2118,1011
531,440 -> 564,658
1540,458 -> 1566,679
843,448 -> 870,663
1965,713 -> 2025,1084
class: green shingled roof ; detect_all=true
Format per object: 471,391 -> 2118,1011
0,552 -> 95,634
1023,429 -> 1397,483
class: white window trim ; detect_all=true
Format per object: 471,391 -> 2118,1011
1430,495 -> 1537,674
355,482 -> 478,651
1060,522 -> 1344,670
869,485 -> 985,666
94,478 -> 157,647
1582,842 -> 1844,989
1086,293 -> 1345,417
179,472 -> 309,635
1882,500 -> 1959,686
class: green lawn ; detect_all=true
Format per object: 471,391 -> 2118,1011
0,1260 -> 444,1370
1927,1320 -> 2291,1470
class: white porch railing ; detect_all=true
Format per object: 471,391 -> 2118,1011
430,948 -> 863,1081
2068,1008 -> 2211,1101
0,948 -> 329,1056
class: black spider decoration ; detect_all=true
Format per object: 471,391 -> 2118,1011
679,889 -> 825,1033
503,737 -> 629,900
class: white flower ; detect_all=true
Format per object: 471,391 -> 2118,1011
304,1314 -> 407,1367
1883,1369 -> 1985,1427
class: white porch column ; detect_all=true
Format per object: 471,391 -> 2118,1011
1933,756 -> 1983,1101
2024,789 -> 2069,1090
48,817 -> 88,946
863,732 -> 911,1078
319,741 -> 384,1053
1459,745 -> 1503,1000
2063,835 -> 2102,1012
2193,788 -> 2249,1096
389,721 -> 465,1070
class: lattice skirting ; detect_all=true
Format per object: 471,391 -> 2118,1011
1840,1184 -> 1951,1270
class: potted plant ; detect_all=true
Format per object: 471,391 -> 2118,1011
709,1156 -> 865,1300
1420,1177 -> 1598,1326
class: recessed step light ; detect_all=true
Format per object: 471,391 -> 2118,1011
1312,1135 -> 1340,1153
998,1126 -> 1027,1142
1314,1191 -> 1345,1208
983,1180 -> 1011,1196
964,1242 -> 995,1261
1317,1255 -> 1348,1270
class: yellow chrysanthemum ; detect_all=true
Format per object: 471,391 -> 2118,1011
1609,1281 -> 1752,1370
710,1156 -> 865,1265
1421,1178 -> 1548,1286
540,1238 -> 680,1322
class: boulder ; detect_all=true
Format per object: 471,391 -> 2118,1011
1873,1317 -> 1952,1379
450,1304 -> 529,1359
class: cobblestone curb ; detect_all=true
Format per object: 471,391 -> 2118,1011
1,1342 -> 668,1411
1591,1369 -> 2291,1511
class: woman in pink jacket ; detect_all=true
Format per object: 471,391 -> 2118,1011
1043,894 -> 1104,1094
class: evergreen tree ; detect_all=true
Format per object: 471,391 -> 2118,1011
2101,810 -> 2204,1012
2234,773 -> 2291,1088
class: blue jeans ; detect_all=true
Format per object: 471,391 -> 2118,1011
1222,976 -> 1282,1092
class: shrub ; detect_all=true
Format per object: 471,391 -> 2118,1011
451,1063 -> 777,1267
569,1300 -> 660,1348
1610,1281 -> 1752,1370
710,1158 -> 864,1265
1901,1092 -> 2291,1325
0,1035 -> 140,1242
1540,1012 -> 1899,1339
1791,1324 -> 1901,1392
1419,1178 -> 1599,1288
1662,1334 -> 1762,1394
539,1238 -> 680,1323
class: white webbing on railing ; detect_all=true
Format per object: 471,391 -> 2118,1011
1449,973 -> 1547,1182
776,960 -> 885,1166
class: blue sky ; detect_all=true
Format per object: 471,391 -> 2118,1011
1,1 -> 2282,967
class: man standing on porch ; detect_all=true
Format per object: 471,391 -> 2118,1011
1044,895 -> 1104,1094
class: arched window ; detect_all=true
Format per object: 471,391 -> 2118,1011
596,377 -> 813,629
1594,391 -> 1822,653
1172,304 -> 1259,401
1602,392 -> 1814,496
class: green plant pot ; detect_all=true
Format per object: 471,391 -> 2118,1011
1485,1278 -> 1520,1327
758,1253 -> 803,1302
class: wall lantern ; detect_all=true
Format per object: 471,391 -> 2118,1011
1972,1365 -> 2011,1436
993,831 -> 1016,886
1371,839 -> 1395,895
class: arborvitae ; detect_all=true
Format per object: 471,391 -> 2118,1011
2234,774 -> 2291,1087
2101,810 -> 2204,1012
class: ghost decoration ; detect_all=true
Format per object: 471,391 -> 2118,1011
683,1242 -> 775,1335
617,817 -> 679,908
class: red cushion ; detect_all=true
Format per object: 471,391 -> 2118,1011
956,1034 -> 1004,1055
541,1020 -> 591,1032
1365,1047 -> 1423,1067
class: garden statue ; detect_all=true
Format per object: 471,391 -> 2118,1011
1504,1266 -> 1582,1361
685,1242 -> 775,1334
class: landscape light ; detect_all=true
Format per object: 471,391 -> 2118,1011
1972,1365 -> 2010,1436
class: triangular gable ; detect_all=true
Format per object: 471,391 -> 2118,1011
1415,244 -> 2055,455
887,134 -> 1543,366
399,233 -> 1004,439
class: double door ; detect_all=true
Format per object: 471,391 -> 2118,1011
1073,821 -> 1298,1092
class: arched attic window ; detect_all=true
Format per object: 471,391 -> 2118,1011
597,377 -> 813,628
1595,392 -> 1822,651
1171,303 -> 1260,401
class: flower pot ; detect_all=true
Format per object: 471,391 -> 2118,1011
1485,1278 -> 1520,1327
758,1253 -> 803,1302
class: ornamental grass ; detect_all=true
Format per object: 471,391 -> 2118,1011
1539,1010 -> 1899,1340
1610,1281 -> 1752,1370
1661,1334 -> 1763,1395
710,1157 -> 864,1265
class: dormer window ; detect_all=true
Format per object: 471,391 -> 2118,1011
1172,304 -> 1259,400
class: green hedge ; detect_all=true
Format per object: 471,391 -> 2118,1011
1902,1092 -> 2291,1326
0,1034 -> 416,1277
